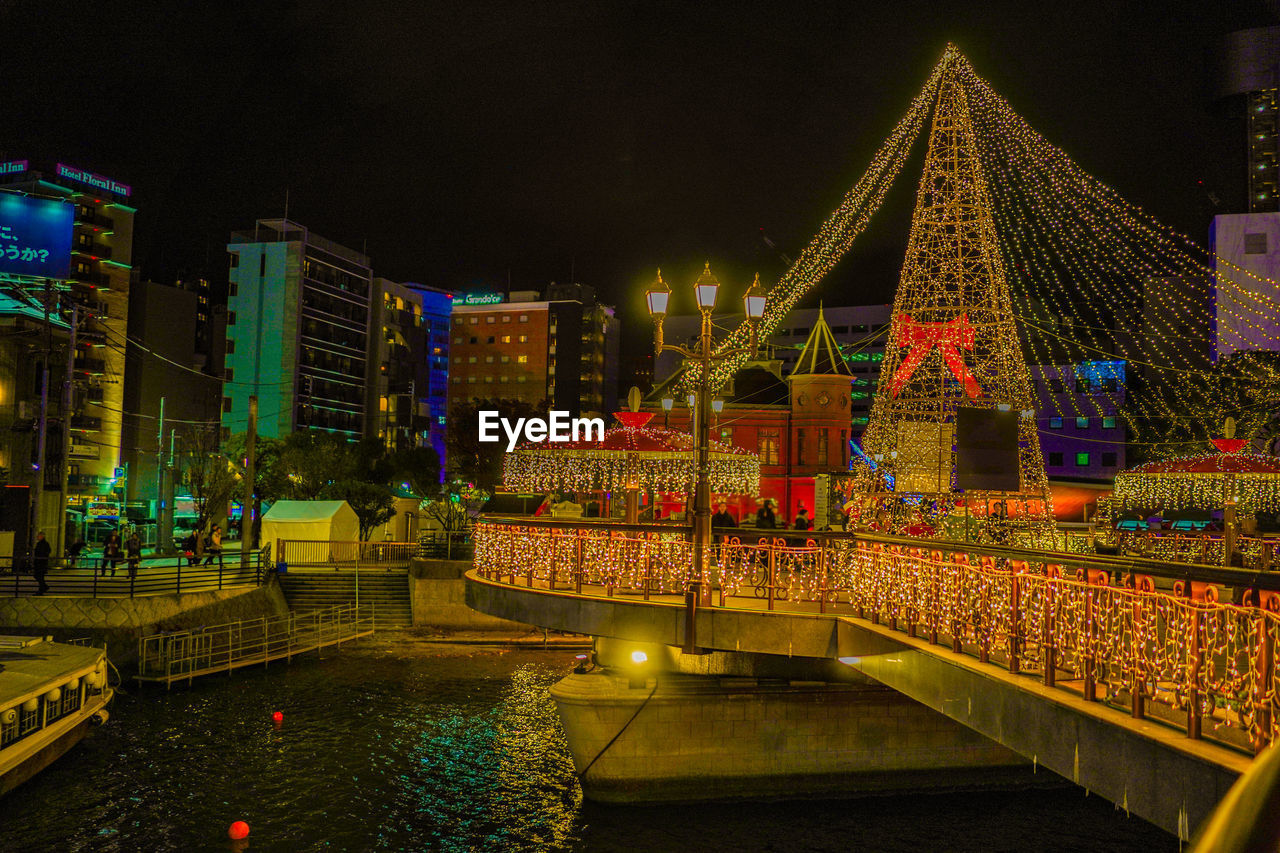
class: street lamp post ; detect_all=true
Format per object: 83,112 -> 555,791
647,264 -> 765,653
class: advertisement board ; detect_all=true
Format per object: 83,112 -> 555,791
0,193 -> 74,279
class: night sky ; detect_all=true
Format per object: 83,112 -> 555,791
1,1 -> 1271,363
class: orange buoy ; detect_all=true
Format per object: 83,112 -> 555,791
272,711 -> 283,724
228,821 -> 250,840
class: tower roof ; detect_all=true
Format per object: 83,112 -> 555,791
789,304 -> 851,377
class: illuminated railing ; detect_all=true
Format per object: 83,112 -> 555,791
473,516 -> 1280,754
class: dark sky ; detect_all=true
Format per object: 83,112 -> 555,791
1,0 -> 1273,363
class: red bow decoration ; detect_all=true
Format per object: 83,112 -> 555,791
888,313 -> 981,399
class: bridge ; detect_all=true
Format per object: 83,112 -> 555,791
465,516 -> 1280,839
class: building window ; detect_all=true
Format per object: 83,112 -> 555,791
453,357 -> 461,364
519,315 -> 529,323
223,396 -> 232,413
1245,232 -> 1268,254
467,376 -> 476,384
1075,417 -> 1088,429
1049,417 -> 1062,429
485,356 -> 494,363
486,316 -> 495,324
227,311 -> 237,326
1049,378 -> 1064,394
469,317 -> 478,325
1101,377 -> 1117,392
501,355 -> 510,363
226,339 -> 236,354
225,368 -> 234,381
1102,452 -> 1118,467
797,429 -> 806,465
229,282 -> 238,297
468,357 -> 476,364
500,376 -> 508,383
1102,416 -> 1116,428
501,335 -> 511,344
453,336 -> 463,344
840,430 -> 848,466
487,336 -> 495,344
484,376 -> 493,383
518,335 -> 529,343
517,376 -> 527,383
502,315 -> 511,322
1048,452 -> 1063,466
758,429 -> 781,465
469,336 -> 478,344
517,355 -> 528,364
818,427 -> 829,467
1075,452 -> 1090,467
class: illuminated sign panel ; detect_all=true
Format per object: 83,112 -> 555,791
451,292 -> 503,306
55,163 -> 131,197
0,160 -> 28,176
0,194 -> 74,279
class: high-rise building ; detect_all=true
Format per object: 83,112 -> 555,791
367,279 -> 451,462
0,159 -> 135,530
225,219 -> 373,440
446,282 -> 618,419
1210,212 -> 1280,358
1215,27 -> 1280,212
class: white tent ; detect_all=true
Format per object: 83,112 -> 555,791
261,500 -> 360,561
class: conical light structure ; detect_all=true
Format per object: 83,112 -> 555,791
856,50 -> 1055,542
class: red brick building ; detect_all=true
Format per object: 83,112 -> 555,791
655,308 -> 853,526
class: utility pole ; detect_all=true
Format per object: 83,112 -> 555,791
156,396 -> 168,553
56,305 -> 77,557
240,394 -> 257,569
32,279 -> 52,554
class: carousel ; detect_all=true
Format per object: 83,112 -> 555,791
501,410 -> 761,522
1108,438 -> 1280,566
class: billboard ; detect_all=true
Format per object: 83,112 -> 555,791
955,407 -> 1021,492
0,194 -> 74,279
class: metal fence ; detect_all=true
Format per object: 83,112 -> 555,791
273,540 -> 416,569
135,602 -> 376,686
473,517 -> 1280,755
1,547 -> 273,599
415,530 -> 474,560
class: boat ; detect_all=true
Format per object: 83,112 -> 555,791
0,635 -> 113,795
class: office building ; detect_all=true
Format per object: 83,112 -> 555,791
1030,361 -> 1127,483
367,279 -> 451,462
446,282 -> 618,418
225,219 -> 373,440
1214,27 -> 1280,212
1211,212 -> 1280,358
0,158 -> 135,527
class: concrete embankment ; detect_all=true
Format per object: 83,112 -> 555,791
410,559 -> 536,632
0,582 -> 290,669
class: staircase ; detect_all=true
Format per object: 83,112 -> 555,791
276,571 -> 413,627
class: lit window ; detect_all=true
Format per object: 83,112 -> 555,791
469,317 -> 478,325
519,315 -> 529,323
501,335 -> 511,344
501,355 -> 510,363
518,335 -> 529,343
1049,417 -> 1062,429
486,316 -> 495,324
757,428 -> 781,465
1075,417 -> 1088,429
1075,452 -> 1090,466
500,376 -> 508,383
502,315 -> 511,322
517,376 -> 527,383
485,356 -> 494,363
468,356 -> 476,364
484,376 -> 493,383
517,355 -> 528,364
467,376 -> 476,383
1102,416 -> 1116,429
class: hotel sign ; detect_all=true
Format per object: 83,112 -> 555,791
452,292 -> 503,306
0,160 -> 28,176
56,163 -> 131,197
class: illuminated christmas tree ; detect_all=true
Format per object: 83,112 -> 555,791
854,49 -> 1056,542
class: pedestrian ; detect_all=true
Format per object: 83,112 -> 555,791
755,499 -> 777,530
793,508 -> 812,532
126,532 -> 142,580
181,531 -> 199,566
101,530 -> 122,576
32,532 -> 51,595
66,537 -> 85,568
203,525 -> 223,566
711,502 -> 737,529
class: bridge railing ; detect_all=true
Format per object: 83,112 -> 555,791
0,546 -> 273,599
473,516 -> 1280,754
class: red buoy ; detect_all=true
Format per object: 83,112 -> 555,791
228,821 -> 250,840
272,711 -> 283,724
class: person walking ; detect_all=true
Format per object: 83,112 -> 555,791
181,531 -> 199,567
66,537 -> 85,568
711,502 -> 737,529
755,499 -> 777,530
202,525 -> 223,567
125,532 -> 143,581
32,532 -> 51,595
101,530 -> 122,576
793,508 -> 812,532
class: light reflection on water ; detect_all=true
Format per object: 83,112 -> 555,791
0,639 -> 1175,852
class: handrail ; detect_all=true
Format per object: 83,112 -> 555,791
2,549 -> 268,599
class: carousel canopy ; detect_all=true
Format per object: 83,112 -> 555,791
502,411 -> 760,495
1112,451 -> 1280,514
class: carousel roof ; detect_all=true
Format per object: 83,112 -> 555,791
1120,453 -> 1280,476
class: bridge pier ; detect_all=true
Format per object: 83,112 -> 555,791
554,642 -> 1032,804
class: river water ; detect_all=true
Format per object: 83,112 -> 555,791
0,638 -> 1178,852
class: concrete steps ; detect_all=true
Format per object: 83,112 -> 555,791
277,572 -> 412,627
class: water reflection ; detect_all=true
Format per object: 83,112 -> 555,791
0,640 -> 1174,852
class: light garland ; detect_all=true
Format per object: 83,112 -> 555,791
474,521 -> 1280,749
1112,452 -> 1280,514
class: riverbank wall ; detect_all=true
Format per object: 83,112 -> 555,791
410,560 -> 535,632
0,582 -> 290,668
